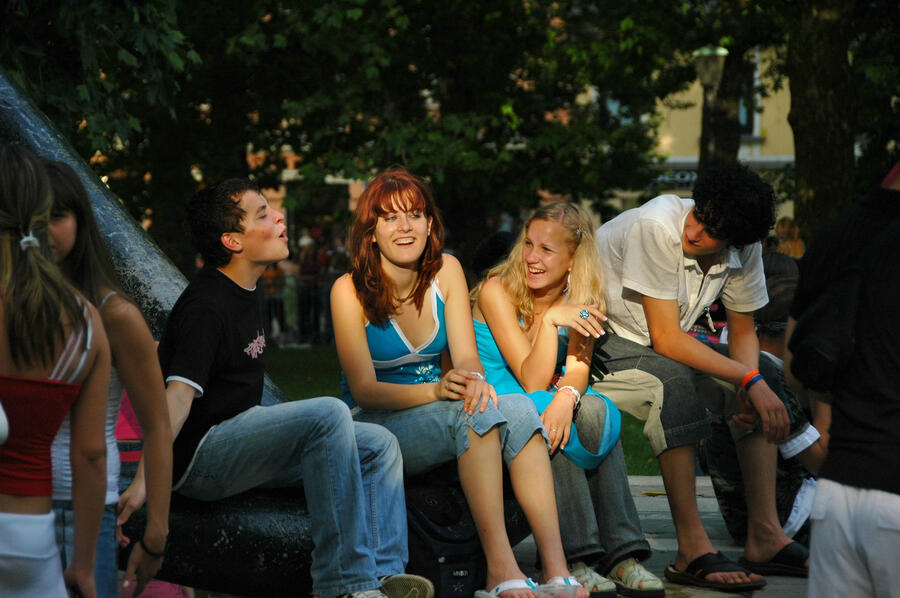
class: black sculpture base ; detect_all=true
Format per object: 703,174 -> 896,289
119,460 -> 530,597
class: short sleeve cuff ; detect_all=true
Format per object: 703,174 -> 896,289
779,422 -> 821,459
621,278 -> 678,301
165,375 -> 204,398
721,297 -> 769,314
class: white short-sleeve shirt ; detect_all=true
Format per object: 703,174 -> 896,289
595,194 -> 768,346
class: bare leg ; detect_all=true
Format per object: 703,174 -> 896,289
659,444 -> 762,585
458,427 -> 533,598
737,432 -> 809,568
508,434 -> 587,598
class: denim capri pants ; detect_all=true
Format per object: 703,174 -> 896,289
353,393 -> 547,476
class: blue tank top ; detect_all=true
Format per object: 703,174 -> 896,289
342,279 -> 447,408
473,318 -> 621,469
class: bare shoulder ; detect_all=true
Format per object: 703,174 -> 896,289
331,272 -> 357,299
437,253 -> 466,284
436,253 -> 468,296
478,276 -> 510,304
99,293 -> 147,337
330,273 -> 364,316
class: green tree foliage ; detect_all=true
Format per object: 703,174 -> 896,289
3,0 -> 896,266
0,0 -> 199,155
2,1 -> 679,271
591,0 -> 899,237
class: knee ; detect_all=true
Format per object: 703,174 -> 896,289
497,393 -> 540,420
662,360 -> 695,389
356,423 -> 403,474
758,354 -> 786,393
362,423 -> 401,457
300,396 -> 354,438
574,394 -> 607,435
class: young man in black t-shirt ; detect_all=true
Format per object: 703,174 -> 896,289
121,179 -> 432,598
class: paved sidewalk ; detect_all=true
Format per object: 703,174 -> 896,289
514,475 -> 807,597
189,475 -> 808,597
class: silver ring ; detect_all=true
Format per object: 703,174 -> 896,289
550,427 -> 558,432
579,309 -> 590,320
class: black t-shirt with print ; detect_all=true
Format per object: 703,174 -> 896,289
158,266 -> 267,482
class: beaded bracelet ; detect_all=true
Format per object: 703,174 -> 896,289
139,536 -> 167,559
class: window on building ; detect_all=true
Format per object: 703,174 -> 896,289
738,67 -> 758,136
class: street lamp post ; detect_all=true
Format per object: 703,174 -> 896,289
692,45 -> 729,180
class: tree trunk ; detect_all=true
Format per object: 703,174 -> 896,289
786,0 -> 856,238
698,49 -> 754,181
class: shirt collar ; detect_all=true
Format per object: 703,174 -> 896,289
683,246 -> 742,274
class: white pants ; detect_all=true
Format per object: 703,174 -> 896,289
809,478 -> 900,598
0,510 -> 67,597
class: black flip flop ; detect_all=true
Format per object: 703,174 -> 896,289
664,551 -> 767,593
739,541 -> 809,578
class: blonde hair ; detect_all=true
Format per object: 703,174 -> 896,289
472,201 -> 605,328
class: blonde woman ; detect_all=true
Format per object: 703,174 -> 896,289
472,202 -> 663,598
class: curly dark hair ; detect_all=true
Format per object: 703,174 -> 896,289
692,163 -> 775,248
187,178 -> 258,268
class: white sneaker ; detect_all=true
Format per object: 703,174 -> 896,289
568,561 -> 616,598
607,557 -> 664,598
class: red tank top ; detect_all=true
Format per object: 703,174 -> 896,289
0,375 -> 81,495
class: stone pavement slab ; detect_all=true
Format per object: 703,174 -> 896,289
514,475 -> 808,598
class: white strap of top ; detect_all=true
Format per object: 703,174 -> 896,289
49,300 -> 93,383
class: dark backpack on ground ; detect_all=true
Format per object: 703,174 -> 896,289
405,477 -> 486,598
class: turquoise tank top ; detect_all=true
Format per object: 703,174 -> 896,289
473,318 -> 621,469
342,279 -> 447,408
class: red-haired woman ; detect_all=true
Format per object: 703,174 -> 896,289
332,170 -> 584,598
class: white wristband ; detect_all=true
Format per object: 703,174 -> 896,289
469,371 -> 485,381
557,385 -> 581,408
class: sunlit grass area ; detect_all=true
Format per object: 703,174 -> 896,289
267,346 -> 660,475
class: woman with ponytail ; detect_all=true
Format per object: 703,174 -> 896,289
0,144 -> 110,598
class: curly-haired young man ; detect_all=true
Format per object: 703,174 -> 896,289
592,163 -> 811,592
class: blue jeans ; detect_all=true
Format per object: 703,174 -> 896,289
549,394 -> 650,572
353,393 -> 546,475
175,398 -> 406,598
52,502 -> 118,598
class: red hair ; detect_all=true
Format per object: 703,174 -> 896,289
348,170 -> 445,325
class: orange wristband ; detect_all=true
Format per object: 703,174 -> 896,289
741,369 -> 761,389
